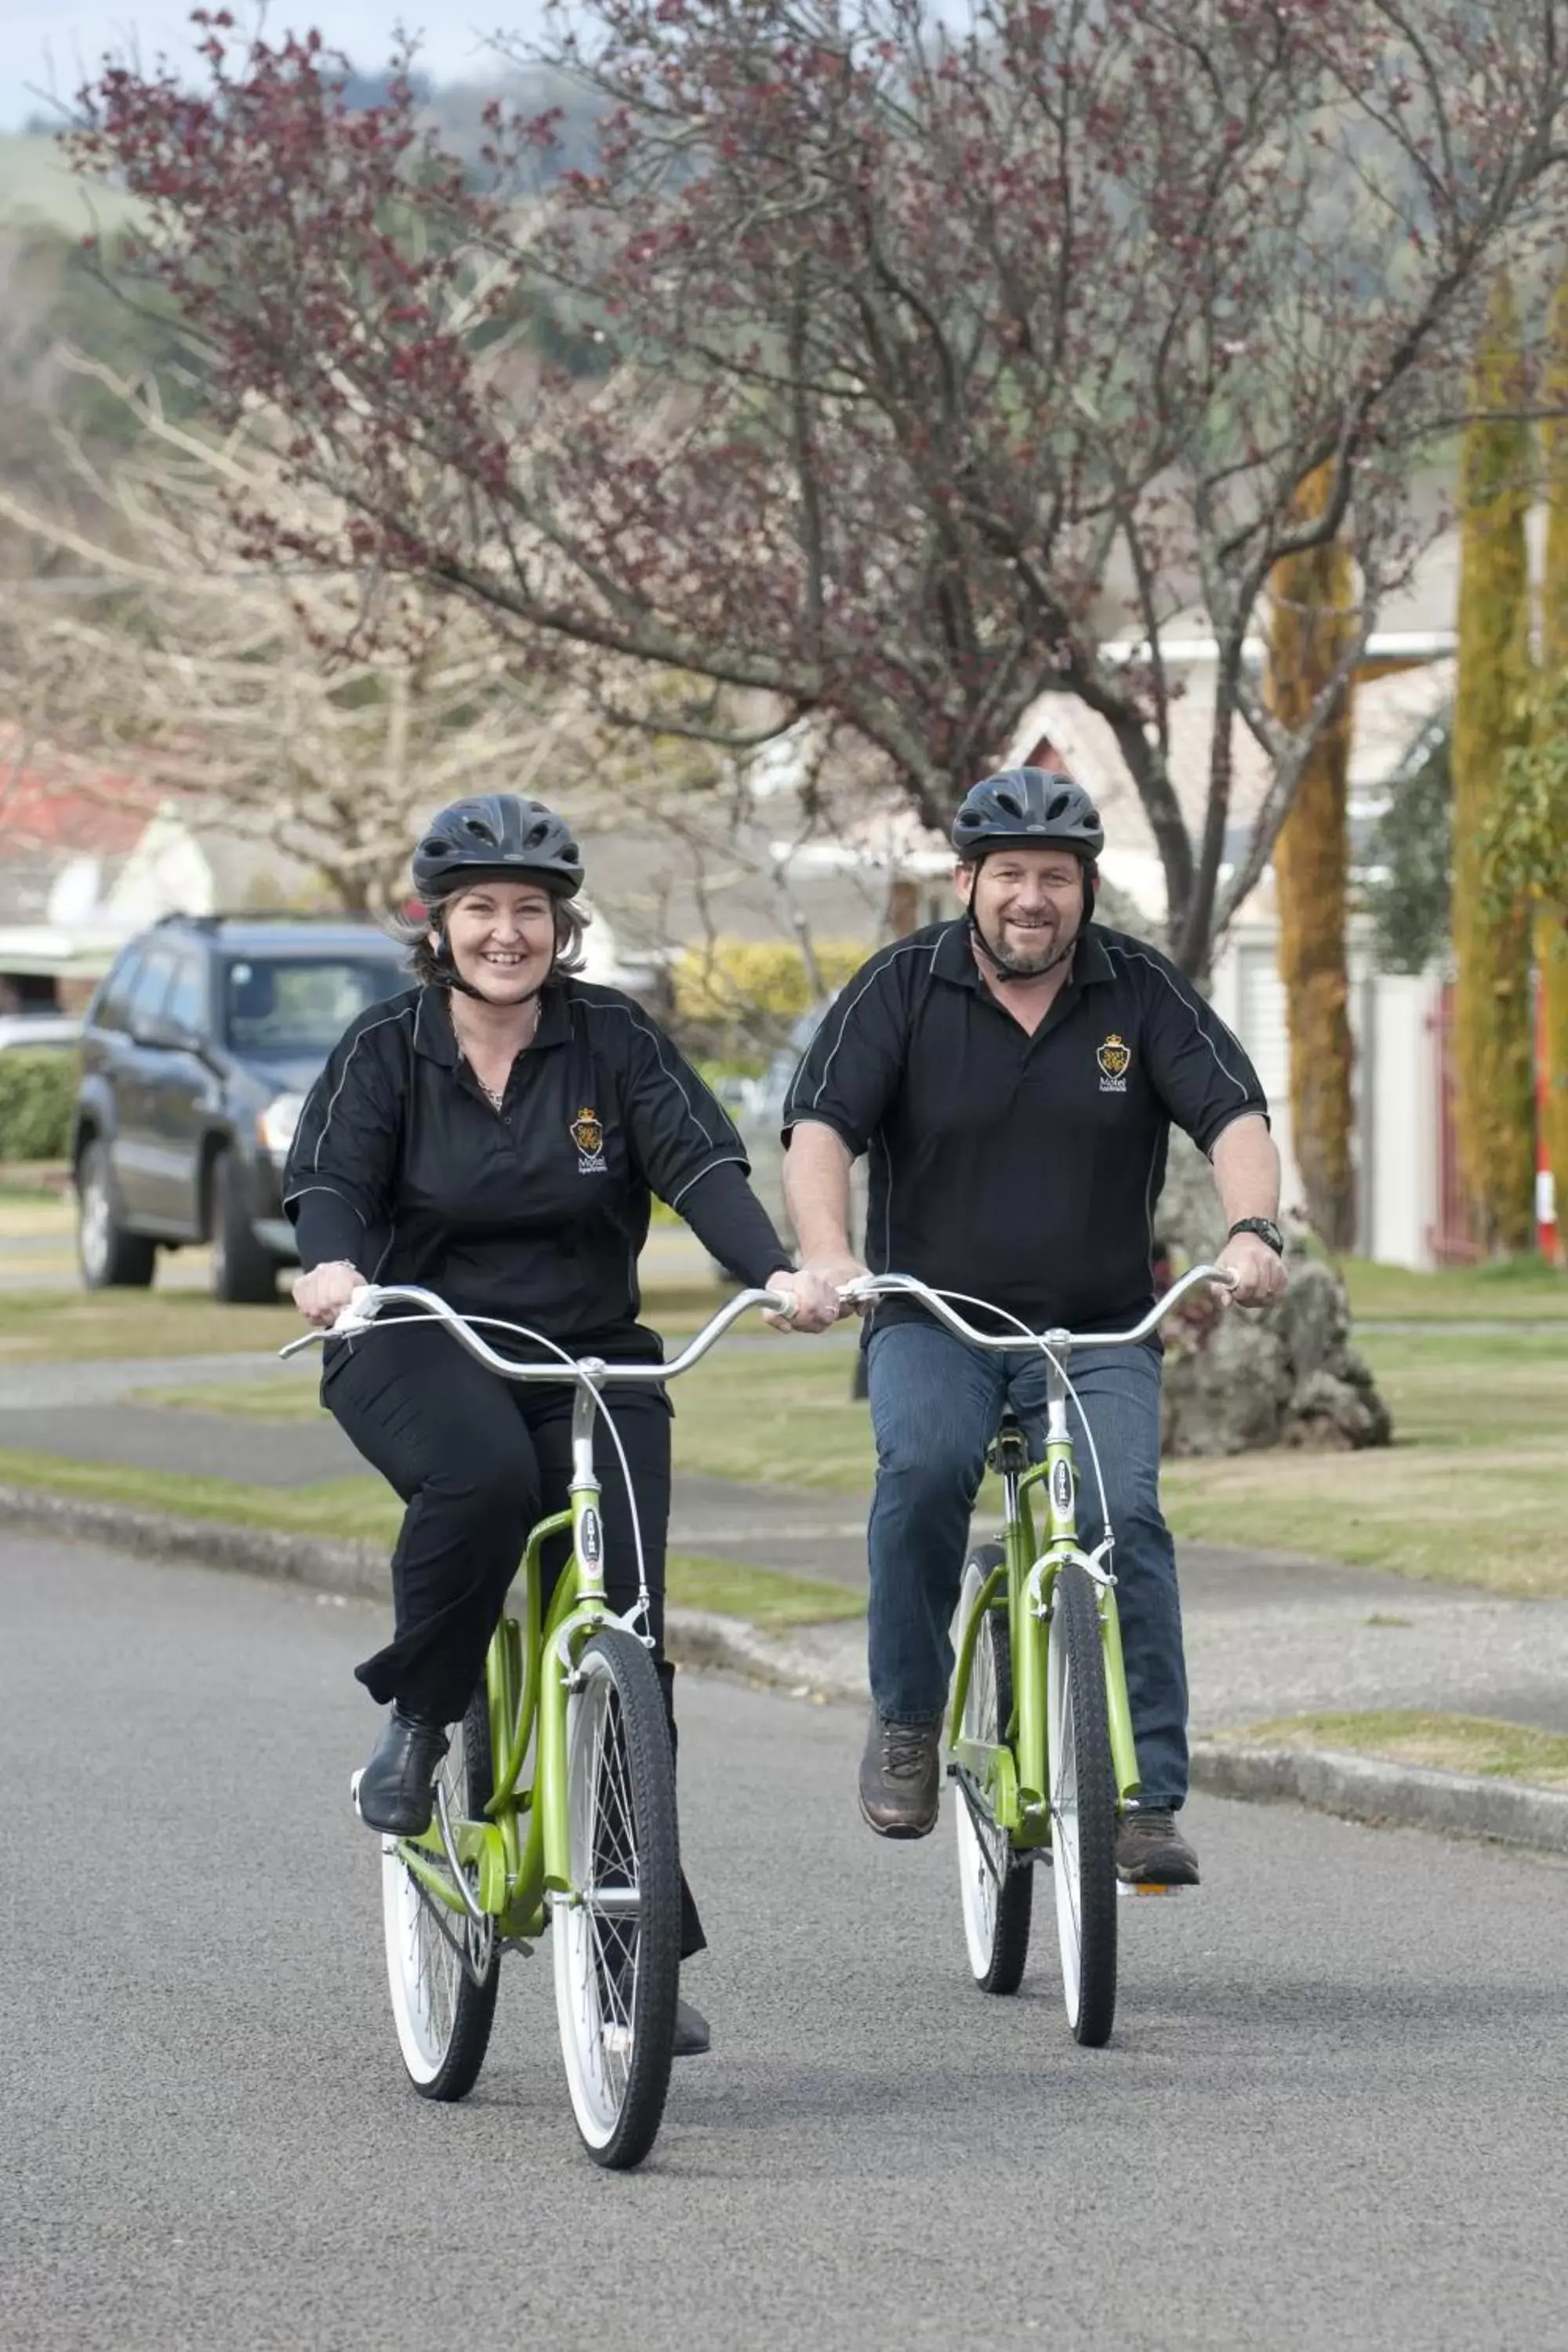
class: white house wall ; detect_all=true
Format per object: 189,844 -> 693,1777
1210,924 -> 1441,1269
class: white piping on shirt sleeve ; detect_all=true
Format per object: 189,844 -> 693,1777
307,1006 -> 414,1171
797,938 -> 931,1115
579,998 -> 727,1149
1102,942 -> 1253,1101
665,1153 -> 748,1211
280,1181 -> 366,1226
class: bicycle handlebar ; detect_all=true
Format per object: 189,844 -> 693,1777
837,1261 -> 1237,1351
278,1280 -> 798,1381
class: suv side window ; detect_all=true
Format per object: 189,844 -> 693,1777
125,947 -> 179,1038
162,952 -> 209,1044
92,947 -> 144,1034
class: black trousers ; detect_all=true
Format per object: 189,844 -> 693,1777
324,1319 -> 703,1956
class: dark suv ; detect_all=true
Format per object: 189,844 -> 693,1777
72,913 -> 409,1301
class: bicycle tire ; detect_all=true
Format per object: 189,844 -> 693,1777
554,1628 -> 681,2170
380,1687 -> 501,2101
1047,1561 -> 1119,2047
953,1545 -> 1033,1994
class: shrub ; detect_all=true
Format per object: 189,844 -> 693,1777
0,1050 -> 78,1161
671,937 -> 867,1058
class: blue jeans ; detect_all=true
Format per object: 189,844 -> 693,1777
865,1321 -> 1189,1809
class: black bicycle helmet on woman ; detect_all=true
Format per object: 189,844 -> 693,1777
412,794 -> 584,900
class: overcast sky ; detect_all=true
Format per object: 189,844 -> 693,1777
1,5 -> 551,130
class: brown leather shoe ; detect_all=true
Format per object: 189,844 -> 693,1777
858,1711 -> 942,1838
1116,1806 -> 1200,1886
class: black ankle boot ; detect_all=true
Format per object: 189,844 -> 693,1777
354,1705 -> 448,1836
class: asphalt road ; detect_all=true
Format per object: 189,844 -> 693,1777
5,1532 -> 1566,2352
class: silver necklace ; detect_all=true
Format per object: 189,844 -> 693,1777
449,993 -> 538,1112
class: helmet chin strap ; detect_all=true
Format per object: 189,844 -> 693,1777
965,906 -> 1078,985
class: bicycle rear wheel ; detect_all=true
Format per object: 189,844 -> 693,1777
380,1690 -> 500,2100
554,1628 -> 681,2170
1047,1561 -> 1119,2046
953,1545 -> 1033,1994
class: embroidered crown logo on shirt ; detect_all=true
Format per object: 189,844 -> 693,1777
570,1106 -> 608,1173
1096,1033 -> 1131,1092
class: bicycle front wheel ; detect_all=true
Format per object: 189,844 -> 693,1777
554,1628 -> 681,2170
381,1690 -> 500,2100
953,1545 -> 1033,1994
1047,1562 -> 1119,2047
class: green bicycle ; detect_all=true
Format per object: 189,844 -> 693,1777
845,1263 -> 1233,2047
283,1280 -> 793,2169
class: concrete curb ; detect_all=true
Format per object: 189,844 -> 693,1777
9,1484 -> 1568,1857
0,1482 -> 865,1693
1190,1738 -> 1568,1859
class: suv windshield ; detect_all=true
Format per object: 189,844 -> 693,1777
223,955 -> 405,1058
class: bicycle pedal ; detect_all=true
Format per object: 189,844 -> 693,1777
1116,1878 -> 1189,1899
349,1767 -> 365,1819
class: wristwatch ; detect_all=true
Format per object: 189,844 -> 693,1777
1227,1216 -> 1284,1256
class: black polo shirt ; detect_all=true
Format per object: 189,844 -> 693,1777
782,918 -> 1269,1338
284,979 -> 779,1356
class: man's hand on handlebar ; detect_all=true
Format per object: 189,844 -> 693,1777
292,1261 -> 368,1329
1214,1233 -> 1288,1309
762,1265 -> 845,1334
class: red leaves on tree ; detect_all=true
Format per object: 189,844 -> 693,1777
68,1 -> 1568,967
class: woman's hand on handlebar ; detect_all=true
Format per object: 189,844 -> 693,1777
762,1265 -> 846,1334
292,1261 -> 368,1329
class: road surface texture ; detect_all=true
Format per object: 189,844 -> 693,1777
4,1530 -> 1564,2352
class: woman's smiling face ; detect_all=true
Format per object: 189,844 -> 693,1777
442,878 -> 559,1002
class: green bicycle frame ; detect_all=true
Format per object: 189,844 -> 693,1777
394,1376 -> 628,1937
948,1338 -> 1142,1850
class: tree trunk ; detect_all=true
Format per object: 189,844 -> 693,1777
1453,274 -> 1536,1256
1267,465 -> 1357,1249
1540,274 -> 1568,1265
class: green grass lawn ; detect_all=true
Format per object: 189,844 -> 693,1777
114,1324 -> 1568,1599
1339,1254 -> 1568,1321
1221,1710 -> 1568,1789
1163,1329 -> 1568,1598
0,1444 -> 858,1625
0,1277 -> 739,1364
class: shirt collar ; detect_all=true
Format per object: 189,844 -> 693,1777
412,979 -> 571,1062
931,916 -> 1114,992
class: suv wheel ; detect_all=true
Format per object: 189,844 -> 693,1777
209,1148 -> 279,1305
77,1139 -> 156,1290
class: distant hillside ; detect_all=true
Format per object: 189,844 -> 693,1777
0,132 -> 144,234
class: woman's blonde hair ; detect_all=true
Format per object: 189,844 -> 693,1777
384,882 -> 591,987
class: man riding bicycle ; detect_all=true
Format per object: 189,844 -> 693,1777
782,767 -> 1288,1885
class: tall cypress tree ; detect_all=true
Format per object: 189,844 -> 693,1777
1453,274 -> 1536,1254
1269,464 -> 1358,1247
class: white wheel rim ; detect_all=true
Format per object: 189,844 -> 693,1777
79,1167 -> 110,1279
381,1722 -> 473,2084
953,1562 -> 1008,1978
554,1651 -> 643,2150
1047,1610 -> 1084,2025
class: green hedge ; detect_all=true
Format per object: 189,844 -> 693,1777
0,1051 -> 78,1162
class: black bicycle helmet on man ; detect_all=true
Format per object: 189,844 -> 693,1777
951,765 -> 1104,981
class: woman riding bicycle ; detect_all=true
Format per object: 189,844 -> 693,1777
284,793 -> 839,2054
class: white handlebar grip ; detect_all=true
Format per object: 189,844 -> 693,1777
768,1287 -> 799,1322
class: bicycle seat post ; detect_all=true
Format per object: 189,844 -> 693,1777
1042,1328 -> 1073,1443
568,1361 -> 608,1599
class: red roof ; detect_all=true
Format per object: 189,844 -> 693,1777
0,765 -> 168,858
